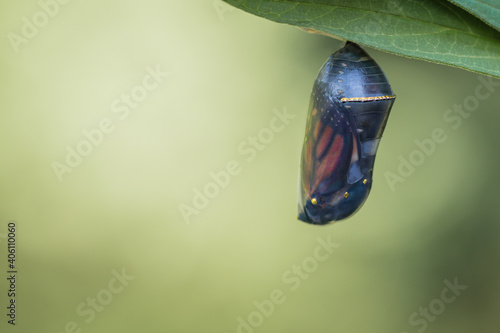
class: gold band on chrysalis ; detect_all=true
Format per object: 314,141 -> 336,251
341,95 -> 396,103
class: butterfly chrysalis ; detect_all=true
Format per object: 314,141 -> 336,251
298,42 -> 396,225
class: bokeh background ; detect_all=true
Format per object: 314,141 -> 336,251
1,1 -> 499,332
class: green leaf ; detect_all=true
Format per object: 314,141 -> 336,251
223,0 -> 500,78
446,0 -> 500,31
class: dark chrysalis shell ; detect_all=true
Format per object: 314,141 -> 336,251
298,42 -> 396,225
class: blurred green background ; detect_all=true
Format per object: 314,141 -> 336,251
1,1 -> 499,332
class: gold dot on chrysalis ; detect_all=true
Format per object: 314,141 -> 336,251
363,179 -> 368,185
343,192 -> 349,199
311,198 -> 317,205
